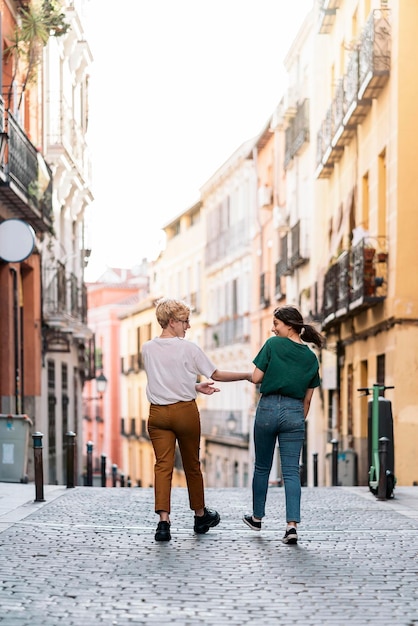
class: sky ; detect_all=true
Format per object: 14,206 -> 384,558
83,0 -> 314,281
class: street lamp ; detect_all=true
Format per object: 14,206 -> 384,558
227,412 -> 237,434
95,372 -> 108,398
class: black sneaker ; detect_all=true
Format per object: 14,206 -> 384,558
243,514 -> 261,531
282,527 -> 298,544
194,508 -> 220,534
155,521 -> 171,542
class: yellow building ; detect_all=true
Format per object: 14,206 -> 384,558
119,201 -> 207,489
314,0 -> 418,485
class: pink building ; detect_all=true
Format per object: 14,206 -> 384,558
83,267 -> 148,485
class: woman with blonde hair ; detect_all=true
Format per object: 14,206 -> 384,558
143,298 -> 252,542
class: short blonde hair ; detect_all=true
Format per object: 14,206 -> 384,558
155,298 -> 191,329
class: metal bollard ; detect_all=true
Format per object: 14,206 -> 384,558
112,464 -> 118,487
66,431 -> 76,489
313,452 -> 318,487
377,436 -> 390,501
86,441 -> 93,487
120,473 -> 125,487
127,476 -> 132,488
331,439 -> 339,486
32,432 -> 45,502
101,454 -> 107,487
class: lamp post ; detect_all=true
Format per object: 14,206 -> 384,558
226,412 -> 237,434
83,372 -> 108,485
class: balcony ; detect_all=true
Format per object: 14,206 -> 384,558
121,354 -> 143,375
199,408 -> 248,444
205,219 -> 248,267
259,272 -> 270,309
322,237 -> 388,328
42,262 -> 89,332
205,316 -> 250,350
290,220 -> 309,269
274,259 -> 287,299
315,9 -> 391,179
0,104 -> 53,232
284,100 -> 310,168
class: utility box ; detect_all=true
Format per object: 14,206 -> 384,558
338,449 -> 358,486
0,414 -> 33,483
325,448 -> 358,486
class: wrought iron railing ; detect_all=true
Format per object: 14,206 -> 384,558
6,112 -> 53,223
205,316 -> 250,350
315,9 -> 391,176
322,237 -> 388,325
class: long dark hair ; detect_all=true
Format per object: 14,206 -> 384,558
274,305 -> 324,348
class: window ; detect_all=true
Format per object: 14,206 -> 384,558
377,354 -> 385,396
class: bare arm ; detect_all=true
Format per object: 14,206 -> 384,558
211,369 -> 252,383
251,366 -> 265,385
303,388 -> 315,419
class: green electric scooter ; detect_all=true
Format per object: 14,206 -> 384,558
357,383 -> 396,498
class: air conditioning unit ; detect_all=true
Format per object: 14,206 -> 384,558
258,185 -> 273,208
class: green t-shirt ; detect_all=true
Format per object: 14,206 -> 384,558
253,336 -> 320,399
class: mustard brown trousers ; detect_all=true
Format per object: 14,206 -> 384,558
148,399 -> 205,514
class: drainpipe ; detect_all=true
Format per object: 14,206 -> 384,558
10,267 -> 21,413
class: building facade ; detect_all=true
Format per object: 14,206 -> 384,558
200,141 -> 256,488
0,0 -> 94,484
313,0 -> 418,486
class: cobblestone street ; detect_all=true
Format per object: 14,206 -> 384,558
1,484 -> 418,625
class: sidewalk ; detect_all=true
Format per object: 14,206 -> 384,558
1,483 -> 418,625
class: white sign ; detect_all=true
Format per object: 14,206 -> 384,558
0,219 -> 35,262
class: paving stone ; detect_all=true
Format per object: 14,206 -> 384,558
0,485 -> 418,624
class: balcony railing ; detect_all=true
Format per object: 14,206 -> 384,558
275,259 -> 287,299
322,237 -> 388,327
315,9 -> 391,178
43,263 -> 88,325
0,106 -> 53,231
205,316 -> 250,350
284,99 -> 310,168
205,219 -> 248,267
290,220 -> 309,268
199,408 -> 247,441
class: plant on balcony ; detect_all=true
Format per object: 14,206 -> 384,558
4,0 -> 70,111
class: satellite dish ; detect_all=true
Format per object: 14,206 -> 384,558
0,219 -> 35,262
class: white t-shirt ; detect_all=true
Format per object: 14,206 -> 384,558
142,337 -> 217,405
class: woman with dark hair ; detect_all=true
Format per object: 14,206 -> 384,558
243,305 -> 324,544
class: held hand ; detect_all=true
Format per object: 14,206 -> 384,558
196,381 -> 221,395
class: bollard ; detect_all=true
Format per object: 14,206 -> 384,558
377,436 -> 390,501
101,454 -> 107,487
112,464 -> 118,487
66,431 -> 76,489
331,439 -> 339,486
86,441 -> 93,487
313,453 -> 318,487
127,475 -> 132,488
120,473 -> 125,487
32,432 -> 45,502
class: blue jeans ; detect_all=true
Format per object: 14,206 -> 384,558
252,394 -> 305,522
